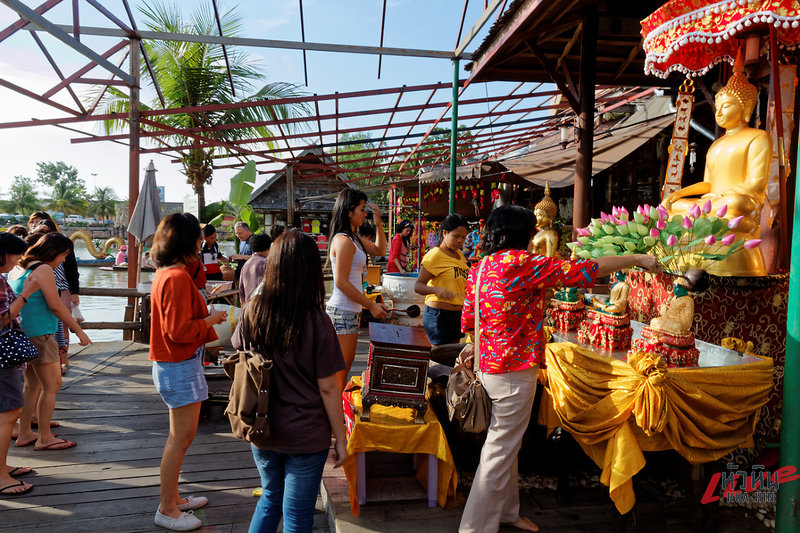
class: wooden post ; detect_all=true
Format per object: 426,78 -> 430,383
572,8 -> 597,237
126,38 -> 140,340
286,163 -> 294,228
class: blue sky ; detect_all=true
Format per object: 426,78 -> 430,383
0,1 -> 538,205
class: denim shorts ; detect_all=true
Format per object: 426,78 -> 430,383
152,352 -> 208,409
0,367 -> 24,413
423,305 -> 463,345
326,305 -> 361,335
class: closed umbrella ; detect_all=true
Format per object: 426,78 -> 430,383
128,160 -> 163,282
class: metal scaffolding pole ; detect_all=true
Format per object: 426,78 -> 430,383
449,58 -> 459,214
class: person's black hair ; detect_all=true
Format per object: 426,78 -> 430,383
246,229 -> 325,350
269,225 -> 285,241
394,220 -> 413,247
249,233 -> 272,253
0,232 -> 27,268
151,213 -> 202,267
20,232 -> 73,268
202,224 -> 216,238
359,223 -> 376,240
327,188 -> 369,256
7,225 -> 28,239
441,213 -> 469,233
481,205 -> 536,255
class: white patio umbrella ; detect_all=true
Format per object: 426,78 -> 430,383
128,160 -> 163,283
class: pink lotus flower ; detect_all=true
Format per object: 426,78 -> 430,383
657,219 -> 667,230
705,235 -> 717,245
728,216 -> 743,229
610,215 -> 620,225
600,212 -> 609,223
702,200 -> 712,215
571,241 -> 582,248
716,204 -> 728,217
577,227 -> 590,237
682,217 -> 693,230
620,206 -> 629,218
612,206 -> 620,217
636,206 -> 645,215
721,234 -> 736,246
649,228 -> 660,238
744,239 -> 762,250
657,204 -> 669,219
688,204 -> 701,219
666,234 -> 678,247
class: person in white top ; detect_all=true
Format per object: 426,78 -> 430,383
326,188 -> 389,391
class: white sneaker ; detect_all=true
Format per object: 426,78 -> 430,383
154,509 -> 202,531
177,495 -> 208,511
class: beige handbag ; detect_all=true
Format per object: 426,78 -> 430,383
446,259 -> 491,433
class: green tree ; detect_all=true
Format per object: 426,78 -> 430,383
89,186 -> 118,221
49,180 -> 88,215
35,161 -> 80,189
6,176 -> 40,214
336,133 -> 390,206
96,0 -> 311,215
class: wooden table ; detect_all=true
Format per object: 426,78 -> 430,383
206,288 -> 239,307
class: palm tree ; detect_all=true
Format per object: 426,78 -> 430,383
89,186 -> 118,221
7,176 -> 41,214
49,180 -> 87,215
96,0 -> 310,216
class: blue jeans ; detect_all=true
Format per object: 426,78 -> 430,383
249,447 -> 328,533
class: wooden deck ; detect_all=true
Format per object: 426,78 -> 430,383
1,341 -> 269,532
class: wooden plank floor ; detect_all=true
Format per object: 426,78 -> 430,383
1,341 -> 264,533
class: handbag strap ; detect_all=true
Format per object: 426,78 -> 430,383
473,258 -> 485,374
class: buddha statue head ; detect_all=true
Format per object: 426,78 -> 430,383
534,181 -> 558,229
714,51 -> 759,127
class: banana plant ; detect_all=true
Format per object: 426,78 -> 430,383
206,160 -> 258,231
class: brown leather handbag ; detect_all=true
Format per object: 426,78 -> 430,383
223,349 -> 273,445
446,259 -> 491,433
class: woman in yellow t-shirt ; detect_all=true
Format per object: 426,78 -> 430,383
414,214 -> 470,345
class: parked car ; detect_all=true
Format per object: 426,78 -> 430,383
65,215 -> 86,223
85,217 -> 100,225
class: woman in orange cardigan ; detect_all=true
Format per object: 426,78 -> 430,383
149,213 -> 227,532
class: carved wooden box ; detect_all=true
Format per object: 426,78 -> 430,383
361,323 -> 431,424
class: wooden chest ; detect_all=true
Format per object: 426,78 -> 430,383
361,323 -> 431,424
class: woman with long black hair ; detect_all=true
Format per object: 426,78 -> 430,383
325,188 -> 389,390
233,230 -> 348,532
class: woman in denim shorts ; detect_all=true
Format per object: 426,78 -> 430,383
326,189 -> 390,391
149,213 -> 227,532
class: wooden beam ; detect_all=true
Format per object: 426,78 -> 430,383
556,22 -> 581,70
455,0 -> 505,58
524,39 -> 579,113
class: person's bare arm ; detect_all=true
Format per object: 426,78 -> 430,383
318,374 -> 348,467
593,254 -> 661,278
414,265 -> 452,299
359,203 -> 386,257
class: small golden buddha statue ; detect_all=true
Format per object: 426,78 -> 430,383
588,270 -> 630,315
650,269 -> 709,336
532,182 -> 559,257
662,53 -> 769,277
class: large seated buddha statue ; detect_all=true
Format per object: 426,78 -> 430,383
661,55 -> 769,277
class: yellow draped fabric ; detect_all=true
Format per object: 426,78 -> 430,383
342,377 -> 461,516
544,342 -> 773,514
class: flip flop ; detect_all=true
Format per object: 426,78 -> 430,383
31,420 -> 59,429
8,467 -> 33,478
34,438 -> 76,451
0,480 -> 33,496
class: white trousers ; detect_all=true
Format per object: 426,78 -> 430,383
458,366 -> 538,533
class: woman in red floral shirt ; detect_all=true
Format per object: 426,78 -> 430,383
458,206 -> 660,533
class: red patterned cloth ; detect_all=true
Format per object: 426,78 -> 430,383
627,270 -> 788,443
641,0 -> 800,78
462,250 -> 598,373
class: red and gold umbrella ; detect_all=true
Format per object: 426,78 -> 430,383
642,0 -> 800,78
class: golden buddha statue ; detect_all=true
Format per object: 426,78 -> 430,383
532,182 -> 559,257
650,269 -> 709,336
588,270 -> 630,315
662,54 -> 769,277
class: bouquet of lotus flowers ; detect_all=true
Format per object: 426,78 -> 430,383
566,201 -> 761,273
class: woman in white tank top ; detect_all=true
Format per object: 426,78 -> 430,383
326,189 -> 389,391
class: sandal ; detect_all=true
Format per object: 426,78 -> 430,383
8,467 -> 33,478
0,480 -> 33,496
34,438 -> 76,451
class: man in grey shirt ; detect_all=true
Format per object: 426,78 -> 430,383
239,233 -> 272,305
